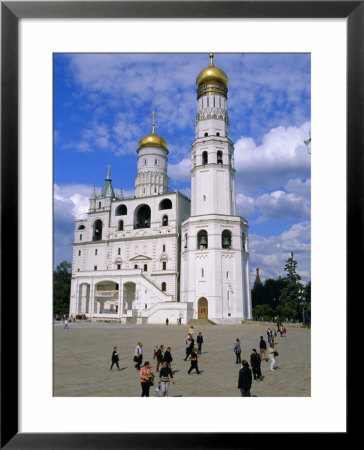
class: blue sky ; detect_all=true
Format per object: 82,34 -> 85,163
54,53 -> 311,284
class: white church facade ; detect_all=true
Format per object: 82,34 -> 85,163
69,54 -> 252,324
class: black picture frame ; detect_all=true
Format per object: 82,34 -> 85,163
1,1 -> 358,448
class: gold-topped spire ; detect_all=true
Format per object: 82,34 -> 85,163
151,110 -> 156,134
137,111 -> 168,151
196,53 -> 228,89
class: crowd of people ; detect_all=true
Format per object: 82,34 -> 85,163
108,323 -> 284,397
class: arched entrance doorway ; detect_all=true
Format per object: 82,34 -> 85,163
198,297 -> 208,319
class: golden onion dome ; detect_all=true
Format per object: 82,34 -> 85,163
196,53 -> 228,89
138,112 -> 168,151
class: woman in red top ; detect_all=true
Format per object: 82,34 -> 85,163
140,361 -> 152,397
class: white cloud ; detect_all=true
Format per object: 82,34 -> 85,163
249,221 -> 311,284
236,193 -> 255,219
255,189 -> 310,220
168,158 -> 191,182
234,122 -> 311,194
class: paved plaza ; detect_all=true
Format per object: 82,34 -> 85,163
53,321 -> 310,397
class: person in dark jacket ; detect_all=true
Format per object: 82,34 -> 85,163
238,360 -> 252,396
259,336 -> 268,362
187,348 -> 201,375
156,345 -> 164,372
163,346 -> 173,368
250,348 -> 262,381
196,332 -> 204,354
159,361 -> 174,396
110,346 -> 120,370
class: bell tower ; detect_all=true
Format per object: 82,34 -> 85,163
191,53 -> 236,217
180,54 -> 252,323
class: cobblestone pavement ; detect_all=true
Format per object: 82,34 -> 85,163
54,321 -> 310,397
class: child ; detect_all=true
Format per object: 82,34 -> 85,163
110,346 -> 120,370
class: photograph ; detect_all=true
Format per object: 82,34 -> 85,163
53,52 -> 311,397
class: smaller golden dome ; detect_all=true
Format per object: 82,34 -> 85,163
138,112 -> 168,150
196,53 -> 228,89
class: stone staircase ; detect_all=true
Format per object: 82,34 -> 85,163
187,318 -> 216,326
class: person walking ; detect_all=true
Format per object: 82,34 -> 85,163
140,361 -> 152,397
184,335 -> 193,361
163,346 -> 173,369
188,325 -> 195,336
110,346 -> 120,371
156,345 -> 164,372
250,349 -> 262,381
269,343 -> 278,371
234,338 -> 242,364
64,319 -> 69,329
165,318 -> 169,326
196,332 -> 204,355
238,360 -> 252,397
159,361 -> 174,396
267,328 -> 272,344
282,327 -> 287,337
259,336 -> 268,362
271,328 -> 276,345
134,342 -> 143,370
187,348 -> 201,375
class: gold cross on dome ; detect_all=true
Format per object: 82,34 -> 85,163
152,110 -> 156,133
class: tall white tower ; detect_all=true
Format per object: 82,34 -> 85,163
134,111 -> 170,197
180,54 -> 252,324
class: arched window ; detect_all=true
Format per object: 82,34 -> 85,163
242,232 -> 246,252
222,230 -> 232,248
184,233 -> 188,248
118,220 -> 124,231
161,282 -> 166,292
204,132 -> 208,137
93,220 -> 102,241
78,225 -> 85,230
115,204 -> 127,216
202,151 -> 208,164
217,150 -> 223,164
134,204 -> 151,229
197,230 -> 208,249
159,199 -> 172,210
144,264 -> 148,272
162,261 -> 167,270
162,215 -> 168,226
216,132 -> 220,137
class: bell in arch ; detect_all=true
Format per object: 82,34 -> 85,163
198,231 -> 208,248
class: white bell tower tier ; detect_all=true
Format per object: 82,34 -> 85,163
134,111 -> 170,198
180,54 -> 252,324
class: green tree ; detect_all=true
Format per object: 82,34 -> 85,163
251,277 -> 287,314
277,252 -> 303,320
53,261 -> 72,316
253,303 -> 275,320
